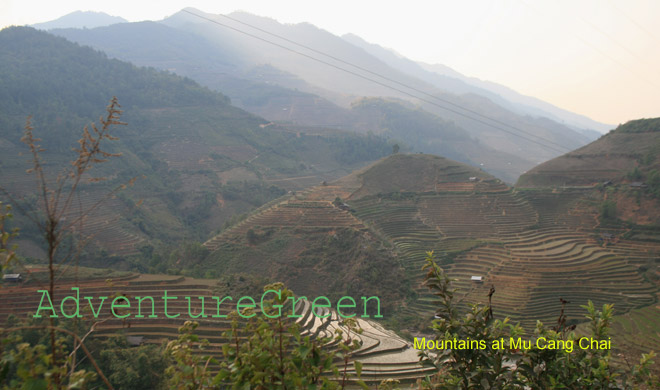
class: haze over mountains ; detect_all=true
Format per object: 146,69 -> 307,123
0,26 -> 392,259
31,10 -> 127,30
1,9 -> 659,384
37,8 -> 610,182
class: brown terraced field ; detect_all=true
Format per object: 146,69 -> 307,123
0,274 -> 432,384
5,154 -> 657,381
202,156 -> 658,347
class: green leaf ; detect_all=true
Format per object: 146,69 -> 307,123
23,378 -> 47,390
354,360 -> 363,377
0,362 -> 8,383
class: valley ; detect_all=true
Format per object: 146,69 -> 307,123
1,9 -> 659,387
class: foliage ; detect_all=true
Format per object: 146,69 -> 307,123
0,323 -> 119,390
418,251 -> 659,390
164,321 -> 217,390
0,202 -> 18,274
214,283 -> 366,389
419,251 -> 523,389
614,118 -> 660,133
0,331 -> 95,389
96,337 -> 167,390
600,199 -> 617,220
516,302 -> 612,389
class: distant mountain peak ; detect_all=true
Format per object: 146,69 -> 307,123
31,10 -> 127,30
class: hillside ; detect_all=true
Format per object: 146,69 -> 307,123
345,153 -> 499,198
517,118 -> 660,225
518,118 -> 660,188
199,154 -> 498,315
0,26 -> 392,258
199,153 -> 658,345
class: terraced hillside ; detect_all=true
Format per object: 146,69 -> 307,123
514,118 -> 660,359
203,153 -> 658,341
201,174 -> 409,316
0,274 -> 432,384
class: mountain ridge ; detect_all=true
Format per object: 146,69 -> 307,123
32,10 -> 127,30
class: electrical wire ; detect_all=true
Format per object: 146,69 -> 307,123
181,9 -> 574,154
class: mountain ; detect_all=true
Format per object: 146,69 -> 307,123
47,19 -> 518,181
341,33 -> 610,135
0,26 -> 392,259
162,10 -> 598,149
200,152 -> 658,334
31,11 -> 127,30
49,21 -> 355,127
49,8 -> 599,182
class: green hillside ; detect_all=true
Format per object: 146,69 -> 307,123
0,26 -> 392,260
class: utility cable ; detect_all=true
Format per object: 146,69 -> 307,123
181,9 -> 573,154
215,11 -> 571,151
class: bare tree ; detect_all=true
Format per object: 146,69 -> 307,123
1,97 -> 131,388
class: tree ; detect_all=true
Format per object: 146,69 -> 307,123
163,283 -> 368,389
601,200 -> 617,220
418,251 -> 658,390
1,97 -> 130,389
419,251 -> 522,389
214,283 -> 366,389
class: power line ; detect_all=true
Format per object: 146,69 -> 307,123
181,9 -> 573,154
608,0 -> 660,47
578,15 -> 660,80
217,12 -> 574,151
519,0 -> 660,91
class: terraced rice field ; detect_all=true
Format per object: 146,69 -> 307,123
0,274 -> 431,384
351,188 -> 656,330
204,184 -> 364,250
202,168 -> 657,359
58,190 -> 146,256
448,228 -> 655,328
606,302 -> 660,360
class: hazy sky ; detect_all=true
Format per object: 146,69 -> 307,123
2,0 -> 659,126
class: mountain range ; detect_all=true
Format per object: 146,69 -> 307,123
39,9 -> 609,182
0,26 -> 391,259
1,12 -> 658,375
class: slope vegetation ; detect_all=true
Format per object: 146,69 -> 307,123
0,26 -> 392,257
